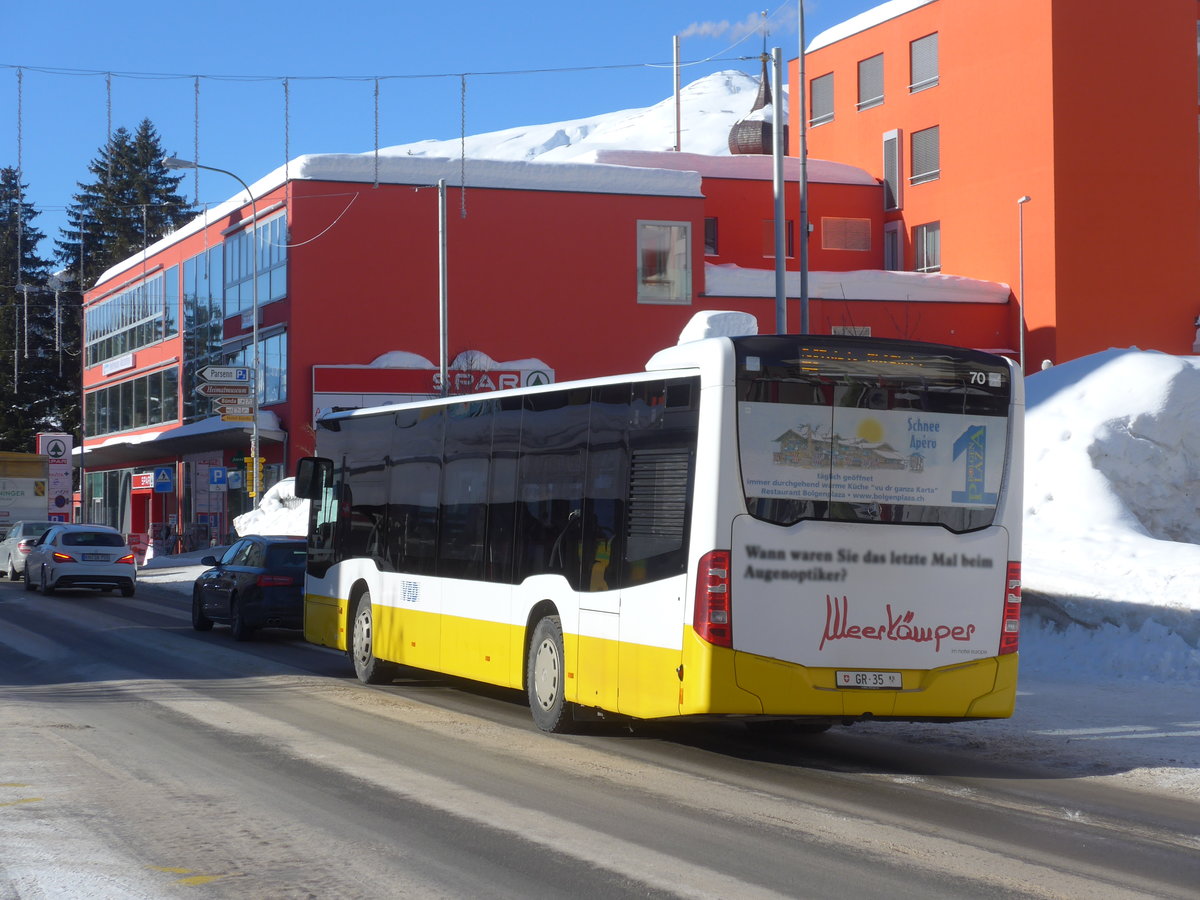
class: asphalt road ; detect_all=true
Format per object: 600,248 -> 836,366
1,578 -> 1197,899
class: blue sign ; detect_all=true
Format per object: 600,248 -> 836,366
153,466 -> 175,493
208,466 -> 228,492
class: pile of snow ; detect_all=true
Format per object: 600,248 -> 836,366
233,477 -> 309,538
387,70 -> 768,162
1023,350 -> 1200,610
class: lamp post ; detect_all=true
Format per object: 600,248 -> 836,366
163,156 -> 261,499
1017,195 -> 1031,373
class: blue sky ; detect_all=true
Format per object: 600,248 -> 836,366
3,1 -> 882,253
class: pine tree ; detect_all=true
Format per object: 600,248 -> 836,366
0,166 -> 77,452
57,119 -> 196,289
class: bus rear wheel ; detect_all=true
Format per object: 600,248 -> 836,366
527,615 -> 575,733
351,591 -> 397,684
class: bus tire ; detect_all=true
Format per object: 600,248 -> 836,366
350,591 -> 397,684
527,615 -> 575,733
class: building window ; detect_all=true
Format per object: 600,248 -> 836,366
810,73 -> 834,126
821,218 -> 871,251
84,272 -> 173,367
182,246 -> 226,423
910,33 -> 939,92
704,217 -> 719,255
913,222 -> 941,273
883,222 -> 903,271
637,221 -> 691,304
761,219 -> 795,258
228,330 -> 289,405
86,366 -> 179,437
883,129 -> 903,211
224,212 -> 288,318
910,126 -> 940,184
857,54 -> 884,110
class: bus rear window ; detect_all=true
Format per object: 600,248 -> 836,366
734,336 -> 1012,532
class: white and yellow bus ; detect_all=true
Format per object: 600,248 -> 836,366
294,332 -> 1023,732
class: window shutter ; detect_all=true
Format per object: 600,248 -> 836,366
911,33 -> 939,91
821,218 -> 872,251
810,73 -> 834,125
883,130 -> 902,210
910,126 -> 940,183
857,54 -> 884,109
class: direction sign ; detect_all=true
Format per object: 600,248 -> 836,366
200,365 -> 253,384
196,382 -> 252,398
221,414 -> 255,423
215,404 -> 253,416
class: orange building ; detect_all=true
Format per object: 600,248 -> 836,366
793,0 -> 1200,368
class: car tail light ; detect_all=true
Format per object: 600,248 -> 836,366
17,540 -> 33,554
999,562 -> 1021,655
257,574 -> 295,587
693,550 -> 732,648
52,551 -> 76,563
115,554 -> 135,565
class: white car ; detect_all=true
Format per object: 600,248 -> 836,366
24,524 -> 137,597
0,520 -> 55,580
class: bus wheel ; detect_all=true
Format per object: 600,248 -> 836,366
351,591 -> 397,685
527,615 -> 575,733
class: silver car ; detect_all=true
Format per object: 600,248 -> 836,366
0,520 -> 56,580
24,524 -> 137,597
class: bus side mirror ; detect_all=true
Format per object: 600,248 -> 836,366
295,457 -> 332,501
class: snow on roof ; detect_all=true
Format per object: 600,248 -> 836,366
593,150 -> 878,186
808,0 -> 939,52
704,264 -> 1010,303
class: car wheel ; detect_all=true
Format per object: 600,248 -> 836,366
191,589 -> 213,632
40,567 -> 56,596
230,596 -> 256,642
23,564 -> 36,592
350,590 -> 397,684
120,584 -> 135,598
7,556 -> 17,581
527,615 -> 575,733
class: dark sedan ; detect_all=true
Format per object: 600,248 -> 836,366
191,535 -> 307,641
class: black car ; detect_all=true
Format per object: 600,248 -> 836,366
191,535 -> 307,640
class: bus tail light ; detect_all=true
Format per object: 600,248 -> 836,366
999,562 -> 1021,655
694,550 -> 732,648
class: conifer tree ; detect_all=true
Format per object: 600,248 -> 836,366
57,119 -> 195,289
0,166 -> 76,451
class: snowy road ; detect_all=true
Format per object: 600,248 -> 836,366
1,576 -> 1198,899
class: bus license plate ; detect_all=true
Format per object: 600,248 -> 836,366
837,670 -> 902,689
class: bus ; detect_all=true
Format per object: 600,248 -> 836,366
294,332 -> 1023,733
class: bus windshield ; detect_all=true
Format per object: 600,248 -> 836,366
734,336 -> 1012,532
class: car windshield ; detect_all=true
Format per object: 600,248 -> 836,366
266,544 -> 307,568
62,532 -> 126,548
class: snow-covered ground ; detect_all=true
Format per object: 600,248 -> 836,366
141,348 -> 1200,797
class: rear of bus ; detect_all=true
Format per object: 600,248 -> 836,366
682,335 -> 1022,723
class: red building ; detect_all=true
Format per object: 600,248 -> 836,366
80,143 -> 1013,546
791,0 -> 1200,368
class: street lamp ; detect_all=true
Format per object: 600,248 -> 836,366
163,156 -> 261,500
1017,195 -> 1031,374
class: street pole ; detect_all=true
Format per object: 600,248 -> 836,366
163,157 -> 260,496
1017,195 -> 1031,373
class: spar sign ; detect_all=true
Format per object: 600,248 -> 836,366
36,432 -> 73,515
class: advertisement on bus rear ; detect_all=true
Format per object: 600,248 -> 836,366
730,517 -> 1008,669
738,402 -> 1007,509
